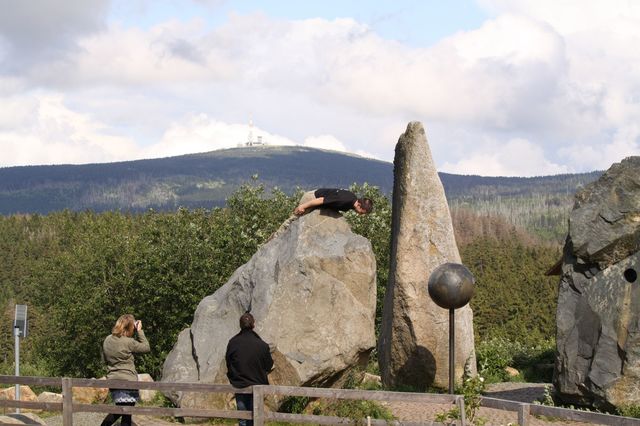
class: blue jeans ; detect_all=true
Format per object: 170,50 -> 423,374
235,393 -> 254,426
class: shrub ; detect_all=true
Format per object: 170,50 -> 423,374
476,337 -> 555,383
618,405 -> 640,419
436,373 -> 487,426
311,399 -> 395,423
279,396 -> 310,414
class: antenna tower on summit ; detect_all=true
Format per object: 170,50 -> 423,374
239,118 -> 265,147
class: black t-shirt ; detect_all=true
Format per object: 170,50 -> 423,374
314,188 -> 357,212
225,329 -> 274,388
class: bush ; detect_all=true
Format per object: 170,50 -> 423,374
0,360 -> 59,394
476,337 -> 555,383
436,373 -> 487,426
279,396 -> 310,414
618,405 -> 640,419
310,399 -> 395,423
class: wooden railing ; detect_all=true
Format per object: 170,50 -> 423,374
479,396 -> 640,426
0,375 -> 462,425
1,375 -> 640,425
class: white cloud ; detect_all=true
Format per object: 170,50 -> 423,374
0,0 -> 109,72
302,134 -> 347,152
1,2 -> 639,174
478,0 -> 640,36
558,125 -> 640,171
0,94 -> 139,167
441,137 -> 568,176
147,113 -> 296,159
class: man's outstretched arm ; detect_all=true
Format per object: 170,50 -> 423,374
294,197 -> 324,215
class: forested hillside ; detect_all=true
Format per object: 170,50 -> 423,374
0,182 -> 559,382
0,145 -> 600,241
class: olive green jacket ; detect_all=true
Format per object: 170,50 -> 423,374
102,330 -> 150,381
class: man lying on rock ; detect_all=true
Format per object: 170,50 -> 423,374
294,188 -> 373,216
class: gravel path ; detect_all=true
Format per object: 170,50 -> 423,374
42,413 -> 175,425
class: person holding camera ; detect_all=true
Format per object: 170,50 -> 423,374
101,314 -> 150,426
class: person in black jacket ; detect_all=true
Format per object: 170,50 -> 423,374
294,188 -> 373,216
225,312 -> 274,426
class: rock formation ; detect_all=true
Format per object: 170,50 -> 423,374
378,121 -> 476,390
162,208 -> 377,408
555,156 -> 640,409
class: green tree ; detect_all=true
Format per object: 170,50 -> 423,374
344,183 -> 392,334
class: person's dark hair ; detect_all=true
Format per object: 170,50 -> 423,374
358,197 -> 374,213
239,312 -> 255,330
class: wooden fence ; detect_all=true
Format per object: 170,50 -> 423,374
0,375 -> 463,426
1,375 -> 640,425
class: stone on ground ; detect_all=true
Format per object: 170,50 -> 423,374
378,121 -> 476,390
555,156 -> 640,409
162,208 -> 377,408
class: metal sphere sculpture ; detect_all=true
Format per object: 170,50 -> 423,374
427,262 -> 475,394
428,263 -> 475,310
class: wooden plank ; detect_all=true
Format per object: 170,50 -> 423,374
62,377 -> 73,426
529,404 -> 640,425
266,411 -> 358,424
266,412 -> 444,425
480,396 -> 522,411
0,400 -> 62,411
71,402 -> 251,419
263,385 -> 458,403
0,375 -> 249,394
0,375 -> 60,387
69,377 -> 249,393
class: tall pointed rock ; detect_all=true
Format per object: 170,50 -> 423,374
379,122 -> 476,390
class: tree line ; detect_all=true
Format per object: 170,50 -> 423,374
0,181 -> 560,380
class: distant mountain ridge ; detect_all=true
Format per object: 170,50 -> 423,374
0,145 -> 601,220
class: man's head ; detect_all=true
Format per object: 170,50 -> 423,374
239,312 -> 255,330
354,198 -> 374,215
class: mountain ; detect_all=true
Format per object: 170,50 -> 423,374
0,146 -> 393,214
0,145 -> 601,239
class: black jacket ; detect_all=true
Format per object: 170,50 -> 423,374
314,188 -> 357,212
225,329 -> 274,388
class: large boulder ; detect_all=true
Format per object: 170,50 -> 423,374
71,378 -> 108,403
0,386 -> 39,413
138,373 -> 159,402
555,156 -> 640,409
378,121 -> 476,390
570,157 -> 640,267
162,208 -> 377,408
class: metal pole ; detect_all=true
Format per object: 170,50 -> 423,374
449,308 -> 455,394
14,326 -> 20,414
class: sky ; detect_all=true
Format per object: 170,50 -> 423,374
1,0 -> 639,176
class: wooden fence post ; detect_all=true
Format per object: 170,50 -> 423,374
62,378 -> 73,426
456,395 -> 466,426
518,403 -> 530,426
252,386 -> 264,426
